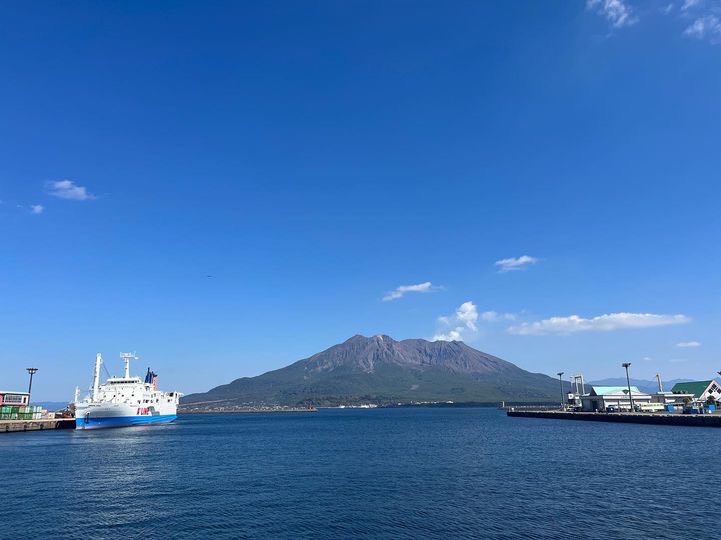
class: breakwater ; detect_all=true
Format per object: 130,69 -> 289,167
507,409 -> 721,427
1,418 -> 75,433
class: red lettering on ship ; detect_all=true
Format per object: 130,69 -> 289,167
136,407 -> 150,415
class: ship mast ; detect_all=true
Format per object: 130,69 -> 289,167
120,352 -> 137,379
92,353 -> 103,401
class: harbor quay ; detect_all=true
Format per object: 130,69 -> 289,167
1,418 -> 75,433
507,409 -> 721,427
1,387 -> 73,434
509,366 -> 721,427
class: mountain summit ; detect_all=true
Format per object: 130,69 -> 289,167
183,335 -> 561,406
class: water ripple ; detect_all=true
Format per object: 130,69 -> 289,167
2,409 -> 717,539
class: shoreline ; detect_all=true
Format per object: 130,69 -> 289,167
179,406 -> 317,414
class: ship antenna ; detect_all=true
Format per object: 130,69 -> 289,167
120,352 -> 138,379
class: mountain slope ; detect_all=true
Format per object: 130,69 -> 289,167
183,335 -> 563,406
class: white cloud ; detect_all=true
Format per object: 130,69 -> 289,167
684,15 -> 721,42
433,303 -> 518,341
587,0 -> 638,28
676,340 -> 701,348
479,310 -> 516,322
433,301 -> 479,341
494,255 -> 538,273
46,180 -> 96,201
682,0 -> 701,11
508,312 -> 691,336
382,281 -> 439,301
433,327 -> 465,342
455,301 -> 479,331
30,205 -> 44,214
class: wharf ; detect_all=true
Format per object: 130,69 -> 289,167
507,409 -> 721,427
0,418 -> 75,433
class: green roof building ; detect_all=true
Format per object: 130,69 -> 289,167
671,380 -> 721,402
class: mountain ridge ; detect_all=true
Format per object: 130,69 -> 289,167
183,335 -> 564,406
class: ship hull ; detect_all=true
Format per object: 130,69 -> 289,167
75,402 -> 178,430
75,413 -> 177,430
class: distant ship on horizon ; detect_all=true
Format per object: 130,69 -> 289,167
74,352 -> 182,430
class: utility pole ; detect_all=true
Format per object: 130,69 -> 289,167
26,367 -> 39,403
622,363 -> 634,412
557,372 -> 565,411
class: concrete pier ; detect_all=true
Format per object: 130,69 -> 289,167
0,418 -> 75,433
507,410 -> 721,427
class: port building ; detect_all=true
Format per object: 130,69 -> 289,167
581,386 -> 652,412
671,380 -> 721,404
0,391 -> 30,407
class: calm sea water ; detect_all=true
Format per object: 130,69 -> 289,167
2,408 -> 717,539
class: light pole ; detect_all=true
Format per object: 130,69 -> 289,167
622,362 -> 633,412
26,367 -> 39,404
557,372 -> 565,411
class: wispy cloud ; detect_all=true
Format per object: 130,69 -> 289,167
494,255 -> 538,273
15,203 -> 44,215
508,312 -> 691,336
434,301 -> 479,341
479,311 -> 516,322
684,14 -> 721,42
591,0 -> 721,44
670,0 -> 721,43
676,340 -> 701,348
382,281 -> 440,301
46,180 -> 96,201
587,0 -> 638,28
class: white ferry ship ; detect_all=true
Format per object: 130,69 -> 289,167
75,352 -> 182,430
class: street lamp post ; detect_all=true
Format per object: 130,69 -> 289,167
557,372 -> 565,411
26,367 -> 38,404
622,362 -> 634,412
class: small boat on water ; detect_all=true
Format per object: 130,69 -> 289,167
75,352 -> 182,430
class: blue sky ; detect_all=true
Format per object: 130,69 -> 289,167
2,1 -> 720,400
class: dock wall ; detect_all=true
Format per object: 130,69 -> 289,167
507,410 -> 721,427
0,418 -> 75,433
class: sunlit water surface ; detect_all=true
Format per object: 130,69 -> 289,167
2,408 -> 717,539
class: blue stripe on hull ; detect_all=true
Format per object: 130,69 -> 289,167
75,414 -> 176,430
